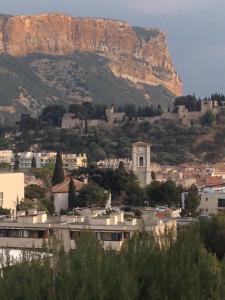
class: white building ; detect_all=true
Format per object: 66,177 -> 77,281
0,172 -> 24,212
52,177 -> 86,212
17,152 -> 87,170
97,158 -> 132,170
132,142 -> 151,187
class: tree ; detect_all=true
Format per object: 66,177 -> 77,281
52,152 -> 64,186
0,162 -> 11,170
184,184 -> 200,216
146,180 -> 182,207
68,177 -> 76,210
118,161 -> 126,174
77,182 -> 108,207
25,184 -> 45,200
31,155 -> 37,168
151,171 -> 156,181
14,154 -> 20,171
0,207 -> 10,215
39,105 -> 66,127
202,110 -> 216,127
199,213 -> 225,259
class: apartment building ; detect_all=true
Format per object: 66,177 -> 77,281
17,152 -> 87,170
0,172 -> 24,212
198,186 -> 225,215
0,209 -> 176,252
0,150 -> 14,166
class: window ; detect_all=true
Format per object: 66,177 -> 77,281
139,156 -> 144,167
205,198 -> 208,201
218,199 -> 225,208
98,232 -> 122,241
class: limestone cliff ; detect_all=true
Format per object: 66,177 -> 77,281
0,13 -> 182,96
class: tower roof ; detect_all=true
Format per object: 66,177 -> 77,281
132,141 -> 151,147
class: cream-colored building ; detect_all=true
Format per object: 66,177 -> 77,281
132,142 -> 151,187
0,172 -> 24,212
62,153 -> 87,170
198,186 -> 225,215
0,150 -> 14,166
0,209 -> 176,252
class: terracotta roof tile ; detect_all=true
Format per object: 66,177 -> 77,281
52,178 -> 85,193
205,176 -> 223,186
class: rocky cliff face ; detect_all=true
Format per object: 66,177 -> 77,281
0,13 -> 182,96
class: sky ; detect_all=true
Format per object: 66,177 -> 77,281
0,0 -> 224,97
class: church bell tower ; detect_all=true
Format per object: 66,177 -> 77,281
132,142 -> 151,187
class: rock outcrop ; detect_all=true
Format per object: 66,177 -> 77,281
0,13 -> 182,96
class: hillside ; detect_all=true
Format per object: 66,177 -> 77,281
0,13 -> 182,123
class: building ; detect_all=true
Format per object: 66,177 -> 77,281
0,150 -> 14,166
176,100 -> 219,126
198,186 -> 225,215
17,152 -> 56,169
132,142 -> 151,187
61,113 -> 82,129
97,158 -> 132,170
0,209 -> 176,252
106,106 -> 125,123
17,152 -> 87,170
0,172 -> 24,212
62,153 -> 87,170
52,177 -> 87,212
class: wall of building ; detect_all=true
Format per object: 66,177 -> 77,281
54,193 -> 68,213
0,173 -> 24,212
199,191 -> 225,215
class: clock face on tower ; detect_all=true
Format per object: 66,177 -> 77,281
138,146 -> 145,152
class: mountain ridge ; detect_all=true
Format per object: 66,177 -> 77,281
0,13 -> 182,123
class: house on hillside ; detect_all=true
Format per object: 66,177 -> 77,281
52,177 -> 87,212
105,106 -> 125,123
61,113 -> 82,129
176,100 -> 219,126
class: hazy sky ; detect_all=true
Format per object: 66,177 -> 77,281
0,0 -> 224,97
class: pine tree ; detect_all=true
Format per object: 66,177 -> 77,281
31,155 -> 37,168
68,177 -> 76,210
52,152 -> 64,186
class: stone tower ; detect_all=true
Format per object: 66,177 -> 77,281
132,142 -> 151,187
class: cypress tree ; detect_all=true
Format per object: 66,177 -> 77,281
31,155 -> 37,168
52,152 -> 64,186
14,154 -> 20,171
68,177 -> 76,210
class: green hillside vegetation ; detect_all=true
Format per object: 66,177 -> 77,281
0,54 -> 59,108
1,223 -> 225,299
0,52 -> 175,118
6,109 -> 225,164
